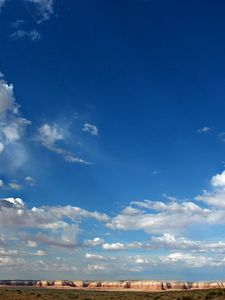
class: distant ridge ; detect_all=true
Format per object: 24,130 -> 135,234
0,280 -> 225,291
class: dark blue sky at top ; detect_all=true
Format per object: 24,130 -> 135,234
0,0 -> 225,212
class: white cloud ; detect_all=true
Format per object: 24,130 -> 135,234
150,234 -> 198,251
106,201 -> 210,234
0,249 -> 18,256
10,30 -> 41,41
82,123 -> 98,136
0,257 -> 25,267
8,182 -> 22,190
0,74 -> 16,116
36,123 -> 90,164
0,142 -> 4,153
25,176 -> 36,186
26,241 -> 37,248
196,172 -> 225,209
84,237 -> 105,247
160,252 -> 212,268
0,179 -> 4,188
3,170 -> 225,276
102,242 -> 125,250
197,126 -> 211,134
0,73 -> 30,170
35,232 -> 79,249
37,123 -> 64,147
36,250 -> 46,256
85,253 -> 104,260
0,198 -> 109,250
87,264 -> 105,272
104,170 -> 225,238
1,197 -> 25,209
132,256 -> 152,265
211,171 -> 225,188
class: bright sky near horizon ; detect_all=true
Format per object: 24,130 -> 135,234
1,0 -> 225,281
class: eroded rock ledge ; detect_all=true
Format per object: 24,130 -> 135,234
0,280 -> 225,290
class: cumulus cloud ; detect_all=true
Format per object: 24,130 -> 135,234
0,74 -> 17,116
106,171 -> 225,234
82,123 -> 98,136
211,171 -> 225,188
0,179 -> 24,190
84,237 -> 105,247
10,30 -> 41,41
26,240 -> 37,248
37,123 -> 64,147
0,73 -> 30,169
196,171 -> 225,209
106,201 -> 210,234
160,252 -> 214,268
85,253 -> 105,260
87,264 -> 105,272
102,242 -> 125,250
0,197 -> 109,250
3,170 -> 225,275
36,123 -> 90,164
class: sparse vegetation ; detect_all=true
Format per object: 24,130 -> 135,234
0,288 -> 225,300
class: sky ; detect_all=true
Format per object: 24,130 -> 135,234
1,0 -> 225,281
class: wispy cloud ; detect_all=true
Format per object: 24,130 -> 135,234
25,176 -> 36,186
8,181 -> 22,190
82,123 -> 99,136
25,0 -> 54,23
197,126 -> 211,134
11,20 -> 26,28
36,123 -> 90,164
152,170 -> 161,175
10,29 -> 41,41
218,132 -> 225,142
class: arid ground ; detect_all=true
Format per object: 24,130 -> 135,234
1,288 -> 225,300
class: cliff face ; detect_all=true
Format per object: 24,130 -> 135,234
1,280 -> 225,291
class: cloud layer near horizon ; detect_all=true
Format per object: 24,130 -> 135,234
1,170 -> 225,279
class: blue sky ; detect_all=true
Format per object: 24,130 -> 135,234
1,0 -> 225,280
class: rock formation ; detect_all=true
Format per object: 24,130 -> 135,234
54,280 -> 75,287
166,281 -> 187,290
73,281 -> 84,287
1,279 -> 225,291
89,281 -> 102,287
130,281 -> 163,290
122,281 -> 131,288
36,280 -> 54,287
101,281 -> 124,288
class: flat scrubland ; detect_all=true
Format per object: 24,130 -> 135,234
0,288 -> 225,300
